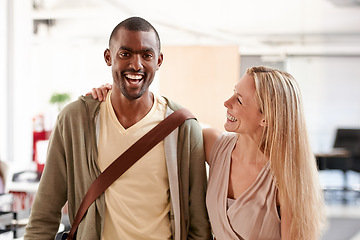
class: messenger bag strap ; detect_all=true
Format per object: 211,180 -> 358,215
66,108 -> 195,240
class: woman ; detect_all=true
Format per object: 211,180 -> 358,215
203,66 -> 326,239
90,66 -> 326,239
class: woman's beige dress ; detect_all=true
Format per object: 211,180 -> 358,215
206,132 -> 281,240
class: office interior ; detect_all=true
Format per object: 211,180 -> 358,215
1,0 -> 360,239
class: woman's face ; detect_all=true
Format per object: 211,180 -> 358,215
224,73 -> 265,137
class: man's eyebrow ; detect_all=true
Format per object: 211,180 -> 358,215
143,47 -> 156,53
118,46 -> 156,54
118,46 -> 133,52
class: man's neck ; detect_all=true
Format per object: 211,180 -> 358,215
110,90 -> 154,129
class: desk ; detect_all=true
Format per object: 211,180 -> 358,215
8,176 -> 39,213
316,148 -> 358,203
7,174 -> 67,239
315,148 -> 350,157
316,148 -> 351,170
5,176 -> 40,239
8,181 -> 39,194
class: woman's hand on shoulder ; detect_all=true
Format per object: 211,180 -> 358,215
86,83 -> 112,101
202,127 -> 222,164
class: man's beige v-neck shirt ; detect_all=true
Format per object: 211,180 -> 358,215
98,90 -> 171,240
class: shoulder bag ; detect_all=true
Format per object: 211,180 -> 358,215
61,108 -> 195,240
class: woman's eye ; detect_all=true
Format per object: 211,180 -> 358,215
237,98 -> 242,105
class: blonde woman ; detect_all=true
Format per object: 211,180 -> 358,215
90,66 -> 326,239
204,66 -> 326,239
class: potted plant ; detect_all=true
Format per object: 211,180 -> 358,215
49,92 -> 71,111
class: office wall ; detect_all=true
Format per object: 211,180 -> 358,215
159,46 -> 240,131
30,42 -> 109,115
287,56 -> 360,153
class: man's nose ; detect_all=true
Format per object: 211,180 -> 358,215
129,55 -> 143,71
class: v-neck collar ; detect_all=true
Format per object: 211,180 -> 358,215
106,90 -> 158,134
225,144 -> 270,207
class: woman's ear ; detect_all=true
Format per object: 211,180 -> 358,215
260,118 -> 267,127
104,49 -> 112,66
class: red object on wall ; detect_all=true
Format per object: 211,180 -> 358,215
32,114 -> 51,173
32,131 -> 52,172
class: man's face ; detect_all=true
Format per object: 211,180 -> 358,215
105,28 -> 163,100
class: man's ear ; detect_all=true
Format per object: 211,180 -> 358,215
156,52 -> 164,70
104,49 -> 112,66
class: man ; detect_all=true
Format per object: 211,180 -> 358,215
24,17 -> 211,240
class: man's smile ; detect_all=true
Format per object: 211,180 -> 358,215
125,73 -> 144,86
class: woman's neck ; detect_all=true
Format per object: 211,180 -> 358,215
232,134 -> 268,165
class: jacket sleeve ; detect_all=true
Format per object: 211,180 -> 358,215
24,116 -> 68,240
186,119 -> 213,240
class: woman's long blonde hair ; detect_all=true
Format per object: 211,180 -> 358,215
247,66 -> 326,239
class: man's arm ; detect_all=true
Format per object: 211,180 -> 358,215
187,120 -> 212,240
24,118 -> 68,239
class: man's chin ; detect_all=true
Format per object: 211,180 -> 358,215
122,90 -> 144,100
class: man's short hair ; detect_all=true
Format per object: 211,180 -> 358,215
109,16 -> 161,53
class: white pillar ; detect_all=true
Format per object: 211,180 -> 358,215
0,0 -> 7,162
5,0 -> 33,168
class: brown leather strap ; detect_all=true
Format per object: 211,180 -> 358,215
67,108 -> 195,240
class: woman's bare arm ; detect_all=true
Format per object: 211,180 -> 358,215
202,127 -> 222,164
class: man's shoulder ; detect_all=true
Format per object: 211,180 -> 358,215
161,96 -> 203,136
58,95 -> 101,119
162,96 -> 183,111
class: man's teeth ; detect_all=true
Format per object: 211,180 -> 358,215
227,114 -> 237,122
126,74 -> 143,80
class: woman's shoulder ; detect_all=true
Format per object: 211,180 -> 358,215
203,127 -> 221,142
203,129 -> 237,147
203,129 -> 237,164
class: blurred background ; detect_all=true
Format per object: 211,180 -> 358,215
0,0 -> 360,239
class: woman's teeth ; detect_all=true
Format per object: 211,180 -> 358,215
227,113 -> 237,122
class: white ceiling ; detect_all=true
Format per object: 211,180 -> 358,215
32,0 -> 360,55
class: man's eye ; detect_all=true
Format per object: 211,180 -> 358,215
143,53 -> 153,59
119,52 -> 130,58
237,98 -> 242,105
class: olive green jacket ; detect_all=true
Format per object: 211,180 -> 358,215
24,95 -> 211,240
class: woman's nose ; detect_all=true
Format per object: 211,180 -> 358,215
224,97 -> 232,109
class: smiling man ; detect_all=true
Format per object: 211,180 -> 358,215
24,17 -> 211,240
104,24 -> 163,129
